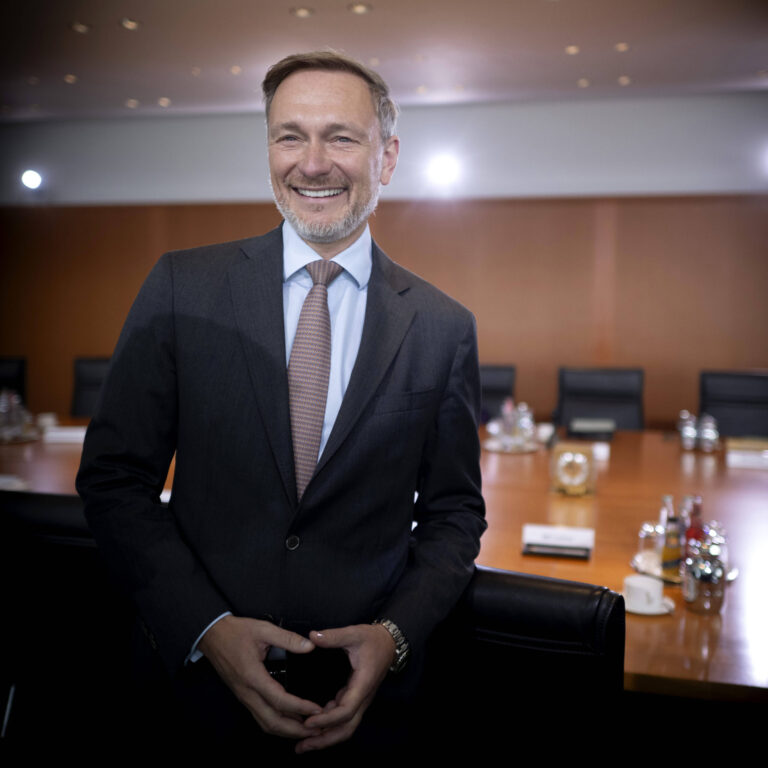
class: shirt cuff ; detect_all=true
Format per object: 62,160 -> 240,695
185,611 -> 232,665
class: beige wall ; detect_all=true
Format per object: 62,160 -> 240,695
2,196 -> 766,426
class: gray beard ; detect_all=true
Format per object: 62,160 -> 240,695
271,183 -> 381,245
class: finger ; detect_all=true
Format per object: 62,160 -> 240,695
259,622 -> 316,655
308,627 -> 355,649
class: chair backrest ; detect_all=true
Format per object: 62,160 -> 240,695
71,357 -> 111,417
422,565 -> 625,742
699,370 -> 768,437
479,364 -> 516,423
0,357 -> 26,402
553,366 -> 644,430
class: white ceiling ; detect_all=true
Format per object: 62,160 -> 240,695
2,0 -> 767,122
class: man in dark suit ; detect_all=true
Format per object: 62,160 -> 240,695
77,51 -> 485,753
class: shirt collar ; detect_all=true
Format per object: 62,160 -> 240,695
282,220 -> 372,290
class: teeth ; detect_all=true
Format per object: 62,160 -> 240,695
296,188 -> 344,198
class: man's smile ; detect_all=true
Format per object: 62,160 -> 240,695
294,187 -> 346,199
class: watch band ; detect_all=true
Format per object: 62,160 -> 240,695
373,618 -> 410,673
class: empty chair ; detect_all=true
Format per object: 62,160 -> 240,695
0,357 -> 26,402
421,565 -> 625,744
699,370 -> 768,437
479,364 -> 515,423
71,357 -> 110,417
553,367 -> 644,431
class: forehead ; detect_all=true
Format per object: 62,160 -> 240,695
269,69 -> 378,128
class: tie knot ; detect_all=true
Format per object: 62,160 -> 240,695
306,259 -> 343,287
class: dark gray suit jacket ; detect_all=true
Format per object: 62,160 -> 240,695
77,226 -> 486,676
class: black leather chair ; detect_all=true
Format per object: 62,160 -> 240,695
699,370 -> 768,437
70,357 -> 110,417
0,357 -> 26,402
553,366 -> 644,431
1,492 -> 625,744
479,364 -> 516,423
421,565 -> 625,745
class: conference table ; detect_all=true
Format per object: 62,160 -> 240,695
2,425 -> 767,701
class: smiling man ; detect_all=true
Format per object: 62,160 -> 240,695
77,51 -> 485,754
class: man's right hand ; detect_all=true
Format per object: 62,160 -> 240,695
198,615 -> 324,739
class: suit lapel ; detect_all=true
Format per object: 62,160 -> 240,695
315,243 -> 416,475
228,227 -> 297,505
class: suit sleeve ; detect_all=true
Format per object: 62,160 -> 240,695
378,312 -> 487,656
76,254 -> 231,674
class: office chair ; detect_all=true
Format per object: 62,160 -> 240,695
479,364 -> 516,423
421,565 -> 625,746
699,370 -> 768,437
0,357 -> 26,402
70,357 -> 111,417
552,366 -> 644,431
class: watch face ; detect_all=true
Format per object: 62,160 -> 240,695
557,451 -> 589,487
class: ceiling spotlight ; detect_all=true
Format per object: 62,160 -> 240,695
21,170 -> 43,190
577,78 -> 590,88
191,66 -> 202,77
369,57 -> 380,67
615,42 -> 630,52
124,98 -> 139,109
121,17 -> 140,31
416,85 -> 428,94
157,96 -> 171,107
348,3 -> 372,13
71,21 -> 90,34
618,75 -> 631,86
565,45 -> 580,55
63,74 -> 78,84
230,65 -> 242,75
290,7 -> 314,18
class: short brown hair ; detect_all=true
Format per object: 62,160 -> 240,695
262,50 -> 399,141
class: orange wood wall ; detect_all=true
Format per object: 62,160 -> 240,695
2,196 -> 766,426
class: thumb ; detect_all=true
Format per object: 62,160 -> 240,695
259,622 -> 315,654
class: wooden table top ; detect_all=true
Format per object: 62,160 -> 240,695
2,428 -> 767,700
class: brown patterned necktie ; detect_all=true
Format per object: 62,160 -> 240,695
288,259 -> 343,500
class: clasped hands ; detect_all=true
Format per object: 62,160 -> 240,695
198,615 -> 395,753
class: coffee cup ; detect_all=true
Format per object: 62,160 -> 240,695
623,574 -> 668,614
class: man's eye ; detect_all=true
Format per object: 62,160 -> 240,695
334,136 -> 354,143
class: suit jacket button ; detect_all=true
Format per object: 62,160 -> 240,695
285,534 -> 300,551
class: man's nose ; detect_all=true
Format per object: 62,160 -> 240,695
298,140 -> 332,177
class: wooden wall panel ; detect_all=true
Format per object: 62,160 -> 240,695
1,197 -> 766,426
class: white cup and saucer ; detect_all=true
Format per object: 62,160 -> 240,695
622,574 -> 674,615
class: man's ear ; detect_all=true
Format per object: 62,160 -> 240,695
380,136 -> 400,186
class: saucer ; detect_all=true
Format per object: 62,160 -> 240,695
623,595 -> 674,616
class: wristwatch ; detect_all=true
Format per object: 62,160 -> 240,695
373,618 -> 410,673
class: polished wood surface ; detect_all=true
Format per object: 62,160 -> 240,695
477,429 -> 768,701
3,197 -> 768,424
2,429 -> 767,699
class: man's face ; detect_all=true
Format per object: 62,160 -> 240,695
267,69 -> 399,254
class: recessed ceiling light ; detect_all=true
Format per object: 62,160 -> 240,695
191,67 -> 202,77
290,7 -> 314,18
416,85 -> 428,94
71,21 -> 90,34
577,78 -> 590,88
618,75 -> 631,86
615,42 -> 630,52
63,74 -> 78,84
565,45 -> 580,55
369,57 -> 380,67
121,17 -> 140,31
758,69 -> 768,78
348,3 -> 372,13
230,65 -> 242,75
125,98 -> 139,109
157,97 -> 171,108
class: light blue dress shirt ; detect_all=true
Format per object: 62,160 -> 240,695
187,220 -> 371,663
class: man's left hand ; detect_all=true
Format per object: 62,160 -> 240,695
294,623 -> 395,753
